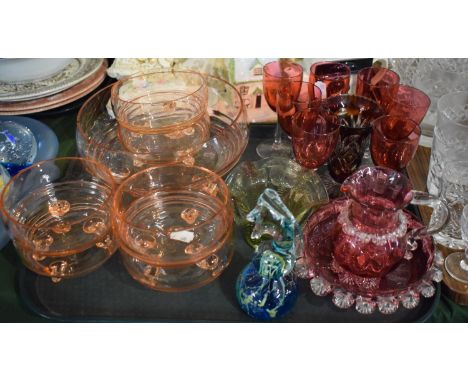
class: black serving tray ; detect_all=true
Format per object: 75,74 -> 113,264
17,124 -> 440,322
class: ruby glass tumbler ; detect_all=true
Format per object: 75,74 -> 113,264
309,61 -> 351,99
322,95 -> 383,183
355,66 -> 400,106
291,109 -> 340,170
381,84 -> 431,124
371,115 -> 421,171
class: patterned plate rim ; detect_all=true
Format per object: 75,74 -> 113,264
0,62 -> 108,113
0,58 -> 104,102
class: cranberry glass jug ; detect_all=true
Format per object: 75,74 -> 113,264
333,167 -> 448,278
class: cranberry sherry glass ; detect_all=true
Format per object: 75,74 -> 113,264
257,60 -> 303,158
309,62 -> 351,99
371,115 -> 421,171
355,67 -> 400,106
291,108 -> 340,169
277,80 -> 321,136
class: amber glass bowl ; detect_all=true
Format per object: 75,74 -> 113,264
113,164 -> 234,291
0,157 -> 116,282
77,77 -> 248,184
111,70 -> 210,158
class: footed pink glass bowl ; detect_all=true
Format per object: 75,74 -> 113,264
77,76 -> 248,183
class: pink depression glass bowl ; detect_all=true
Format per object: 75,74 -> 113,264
77,76 -> 248,184
111,70 -> 210,158
113,164 -> 234,292
0,157 -> 116,282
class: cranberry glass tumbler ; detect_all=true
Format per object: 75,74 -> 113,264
291,109 -> 340,169
309,62 -> 351,99
371,116 -> 421,171
381,85 -> 431,124
355,67 -> 400,106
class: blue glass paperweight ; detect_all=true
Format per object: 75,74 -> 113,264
236,188 -> 302,320
0,120 -> 38,176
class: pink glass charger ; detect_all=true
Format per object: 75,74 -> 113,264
301,197 -> 443,314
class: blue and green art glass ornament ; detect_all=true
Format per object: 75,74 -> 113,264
236,188 -> 302,320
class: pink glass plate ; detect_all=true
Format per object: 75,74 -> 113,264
299,198 -> 444,314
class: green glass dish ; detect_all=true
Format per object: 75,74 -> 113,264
226,157 -> 329,248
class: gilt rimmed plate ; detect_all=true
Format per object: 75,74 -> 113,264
0,58 -> 103,102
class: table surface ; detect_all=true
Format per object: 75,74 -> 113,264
1,108 -> 468,322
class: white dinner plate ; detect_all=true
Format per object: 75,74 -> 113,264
0,58 -> 73,83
